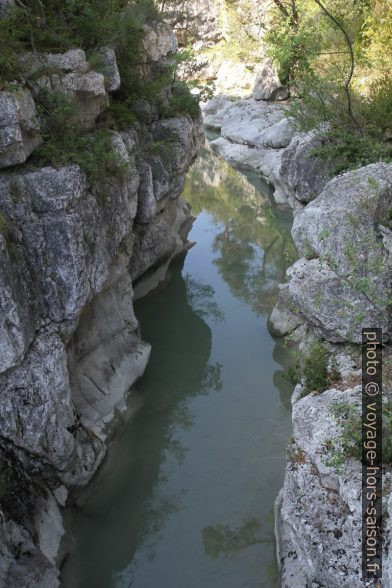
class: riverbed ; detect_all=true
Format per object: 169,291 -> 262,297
61,139 -> 296,588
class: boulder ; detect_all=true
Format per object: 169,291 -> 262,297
252,59 -> 289,101
201,95 -> 233,129
292,162 -> 392,270
258,117 -> 294,149
140,22 -> 178,62
280,130 -> 333,203
95,46 -> 121,92
0,89 -> 42,168
281,163 -> 392,342
220,99 -> 285,146
21,50 -> 107,129
209,136 -> 267,171
283,256 -> 390,343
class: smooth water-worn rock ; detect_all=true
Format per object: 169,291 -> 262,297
0,89 -> 42,168
202,95 -> 234,129
202,97 -> 331,210
221,99 -> 285,146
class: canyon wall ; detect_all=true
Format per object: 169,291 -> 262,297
0,20 -> 203,586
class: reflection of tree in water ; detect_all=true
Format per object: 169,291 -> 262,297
202,518 -> 262,559
201,510 -> 278,584
184,273 -> 225,323
182,144 -> 296,316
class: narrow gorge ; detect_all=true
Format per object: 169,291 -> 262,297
0,1 -> 391,587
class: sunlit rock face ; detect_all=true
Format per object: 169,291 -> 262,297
0,20 -> 203,587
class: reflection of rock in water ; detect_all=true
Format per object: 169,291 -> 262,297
62,259 -> 222,588
272,340 -> 295,411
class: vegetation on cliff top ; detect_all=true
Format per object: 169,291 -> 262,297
267,0 -> 392,172
0,0 -> 199,181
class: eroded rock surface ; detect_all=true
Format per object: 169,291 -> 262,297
276,383 -> 390,588
0,23 -> 203,586
0,89 -> 42,168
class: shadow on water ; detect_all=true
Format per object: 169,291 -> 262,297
62,138 -> 296,588
62,262 -> 220,588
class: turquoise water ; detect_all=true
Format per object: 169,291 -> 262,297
62,141 -> 295,588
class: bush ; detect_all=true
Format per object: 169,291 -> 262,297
33,89 -> 127,184
284,341 -> 341,395
266,0 -> 392,173
303,341 -> 329,393
324,399 -> 392,471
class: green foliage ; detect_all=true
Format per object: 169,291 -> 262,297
324,399 -> 392,471
303,341 -> 329,393
265,5 -> 319,83
0,0 -> 198,183
284,341 -> 341,395
266,0 -> 392,173
163,81 -> 200,119
33,89 -> 127,184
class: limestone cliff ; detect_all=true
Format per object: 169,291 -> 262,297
0,19 -> 203,587
201,93 -> 392,586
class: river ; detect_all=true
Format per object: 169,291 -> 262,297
61,137 -> 296,588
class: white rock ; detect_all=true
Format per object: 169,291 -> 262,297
0,88 -> 41,168
252,58 -> 289,101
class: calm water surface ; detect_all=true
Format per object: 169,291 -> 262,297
62,140 -> 296,588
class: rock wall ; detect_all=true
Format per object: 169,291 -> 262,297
0,22 -> 203,587
202,93 -> 392,585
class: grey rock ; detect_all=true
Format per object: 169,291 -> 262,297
68,253 -> 151,438
140,22 -> 178,62
280,131 -> 333,203
283,257 -> 390,343
267,286 -> 304,336
0,89 -> 42,168
23,49 -> 107,129
258,117 -> 294,149
20,49 -> 89,76
252,59 -> 289,101
136,161 -> 156,223
202,95 -> 233,130
0,233 -> 35,373
95,46 -> 121,92
277,385 -> 378,587
221,99 -> 285,146
0,518 -> 60,588
284,164 -> 392,342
